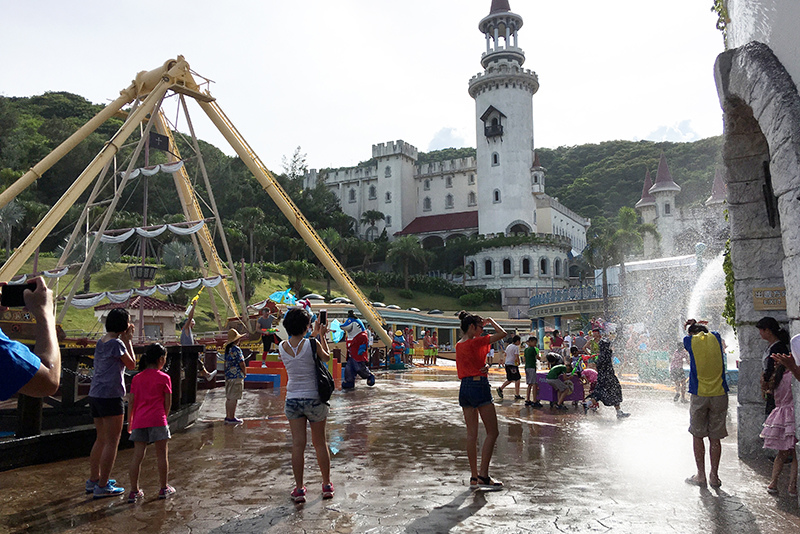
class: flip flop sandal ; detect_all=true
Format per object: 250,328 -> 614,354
767,486 -> 779,494
709,479 -> 722,488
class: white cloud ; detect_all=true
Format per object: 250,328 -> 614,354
427,128 -> 468,152
643,120 -> 702,143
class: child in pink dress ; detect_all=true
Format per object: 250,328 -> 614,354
760,354 -> 797,497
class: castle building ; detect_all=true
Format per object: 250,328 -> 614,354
634,153 -> 728,258
303,0 -> 590,313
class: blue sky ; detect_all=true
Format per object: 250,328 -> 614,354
0,0 -> 724,171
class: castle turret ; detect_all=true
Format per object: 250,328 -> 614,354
531,151 -> 545,196
649,153 -> 681,256
635,169 -> 658,258
469,0 -> 539,236
706,167 -> 727,206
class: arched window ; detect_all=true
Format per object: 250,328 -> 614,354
349,189 -> 356,203
365,226 -> 378,242
468,174 -> 475,185
665,203 -> 671,215
492,153 -> 500,166
503,258 -> 511,275
386,216 -> 392,227
445,194 -> 454,209
484,259 -> 493,276
493,189 -> 501,203
468,261 -> 476,277
368,185 -> 376,199
522,258 -> 530,274
423,197 -> 432,211
540,258 -> 549,275
424,179 -> 430,190
385,192 -> 392,203
554,258 -> 561,277
468,191 -> 477,206
445,176 -> 453,188
385,165 -> 392,177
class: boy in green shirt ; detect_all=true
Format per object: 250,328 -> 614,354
524,337 -> 543,407
546,362 -> 574,410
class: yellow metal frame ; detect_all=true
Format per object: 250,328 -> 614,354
0,56 -> 392,347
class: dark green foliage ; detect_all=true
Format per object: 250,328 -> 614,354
350,271 -> 500,305
368,289 -> 385,302
417,147 -> 476,165
538,137 -> 722,221
155,267 -> 202,306
398,289 -> 414,299
459,292 -> 484,307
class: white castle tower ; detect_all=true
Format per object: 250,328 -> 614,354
468,0 -> 540,236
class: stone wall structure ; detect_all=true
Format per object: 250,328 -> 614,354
714,41 -> 800,458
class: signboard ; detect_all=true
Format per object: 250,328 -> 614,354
753,287 -> 786,311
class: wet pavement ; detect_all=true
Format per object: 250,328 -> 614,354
1,365 -> 799,533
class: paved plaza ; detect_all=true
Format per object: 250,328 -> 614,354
1,365 -> 799,533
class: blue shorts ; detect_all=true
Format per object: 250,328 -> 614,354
129,425 -> 171,443
458,376 -> 493,408
285,398 -> 329,422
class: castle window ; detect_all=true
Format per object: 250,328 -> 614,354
445,176 -> 453,188
445,194 -> 454,209
385,192 -> 392,203
365,226 -> 378,242
492,153 -> 500,166
423,197 -> 432,212
522,258 -> 530,274
554,258 -> 562,277
533,175 -> 538,184
349,189 -> 356,203
424,179 -> 430,191
468,191 -> 477,206
540,258 -> 549,275
468,174 -> 475,185
469,261 -> 476,277
484,259 -> 493,276
493,189 -> 501,203
386,216 -> 392,227
385,165 -> 392,177
503,258 -> 511,275
664,203 -> 671,215
368,185 -> 376,199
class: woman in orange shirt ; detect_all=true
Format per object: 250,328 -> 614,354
456,311 -> 507,489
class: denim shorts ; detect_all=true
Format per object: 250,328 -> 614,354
458,376 -> 493,408
129,425 -> 171,443
285,398 -> 329,422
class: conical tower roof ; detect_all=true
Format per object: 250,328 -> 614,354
706,168 -> 727,205
532,151 -> 542,169
649,153 -> 681,194
490,0 -> 511,13
635,170 -> 656,208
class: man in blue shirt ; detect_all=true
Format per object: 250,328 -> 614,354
0,277 -> 60,400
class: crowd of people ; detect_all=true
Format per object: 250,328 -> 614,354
3,281 -> 800,508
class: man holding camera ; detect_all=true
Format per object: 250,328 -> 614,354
0,277 -> 61,400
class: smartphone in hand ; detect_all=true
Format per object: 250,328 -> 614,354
0,282 -> 36,308
319,309 -> 328,325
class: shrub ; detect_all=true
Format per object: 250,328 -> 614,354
459,292 -> 484,307
369,289 -> 385,302
398,289 -> 414,299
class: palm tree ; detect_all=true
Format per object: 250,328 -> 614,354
0,200 -> 24,258
282,259 -> 319,294
386,236 -> 430,290
336,237 -> 361,268
360,210 -> 385,240
611,207 -> 659,295
234,206 -> 265,263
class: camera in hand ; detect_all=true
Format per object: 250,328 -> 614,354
319,309 -> 327,325
1,282 -> 36,308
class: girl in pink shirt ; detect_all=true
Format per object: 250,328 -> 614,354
127,343 -> 174,503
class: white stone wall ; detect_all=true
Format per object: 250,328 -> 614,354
727,0 -> 800,88
472,62 -> 538,236
416,159 -> 477,216
465,243 -> 570,290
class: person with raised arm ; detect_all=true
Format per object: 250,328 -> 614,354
456,311 -> 507,490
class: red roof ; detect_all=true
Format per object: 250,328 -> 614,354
635,169 -> 656,208
649,153 -> 681,194
95,295 -> 185,312
395,211 -> 478,236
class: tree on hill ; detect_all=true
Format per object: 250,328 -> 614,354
387,236 -> 431,290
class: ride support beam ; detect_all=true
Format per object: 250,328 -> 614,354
197,100 -> 393,347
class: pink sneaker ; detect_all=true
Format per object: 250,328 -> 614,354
322,483 -> 335,499
158,485 -> 176,499
291,486 -> 307,503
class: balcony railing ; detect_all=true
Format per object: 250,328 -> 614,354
484,124 -> 503,137
529,284 -> 620,307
